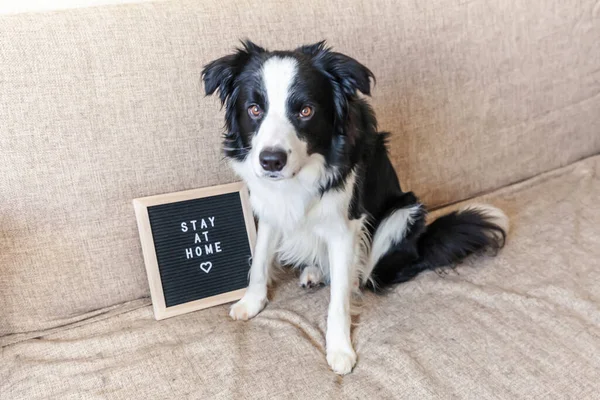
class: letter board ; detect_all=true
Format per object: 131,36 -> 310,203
133,182 -> 256,320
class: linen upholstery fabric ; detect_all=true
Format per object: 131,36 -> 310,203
2,156 -> 599,398
1,0 -> 600,336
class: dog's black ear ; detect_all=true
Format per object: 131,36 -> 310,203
202,39 -> 265,105
304,41 -> 375,98
301,41 -> 375,138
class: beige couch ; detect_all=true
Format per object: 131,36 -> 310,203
2,0 -> 600,398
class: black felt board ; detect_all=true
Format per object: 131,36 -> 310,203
147,192 -> 252,308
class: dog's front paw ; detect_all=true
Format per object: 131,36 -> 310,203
299,266 -> 323,288
326,348 -> 357,375
229,293 -> 267,321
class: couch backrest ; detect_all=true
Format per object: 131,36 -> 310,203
2,0 -> 599,337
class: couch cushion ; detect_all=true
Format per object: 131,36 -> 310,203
2,0 -> 600,335
2,155 -> 599,398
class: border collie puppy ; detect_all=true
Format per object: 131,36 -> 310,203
202,40 -> 508,375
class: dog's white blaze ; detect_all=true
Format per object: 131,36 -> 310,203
251,57 -> 308,178
363,204 -> 422,282
262,57 -> 296,116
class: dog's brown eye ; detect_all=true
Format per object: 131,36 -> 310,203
248,105 -> 263,119
299,106 -> 313,119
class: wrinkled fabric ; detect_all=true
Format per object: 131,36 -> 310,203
2,156 -> 599,399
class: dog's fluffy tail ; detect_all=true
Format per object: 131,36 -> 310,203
380,204 -> 509,285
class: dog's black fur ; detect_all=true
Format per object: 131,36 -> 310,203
202,40 -> 506,288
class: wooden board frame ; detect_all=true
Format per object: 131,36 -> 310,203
133,182 -> 256,320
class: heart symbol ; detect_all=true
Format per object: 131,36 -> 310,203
200,262 -> 212,274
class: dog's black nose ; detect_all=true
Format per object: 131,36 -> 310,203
259,148 -> 287,172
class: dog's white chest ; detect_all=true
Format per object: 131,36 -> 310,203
244,167 -> 361,280
250,183 -> 352,276
276,204 -> 334,273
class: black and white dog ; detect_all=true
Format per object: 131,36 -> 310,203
202,41 -> 508,375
